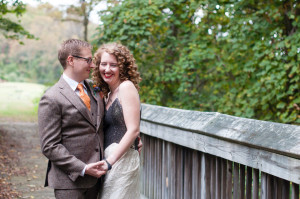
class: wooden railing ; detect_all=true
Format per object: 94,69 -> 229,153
139,104 -> 300,199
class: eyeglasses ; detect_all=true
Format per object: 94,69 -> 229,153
72,55 -> 93,64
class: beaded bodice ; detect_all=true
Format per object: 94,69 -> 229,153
103,99 -> 127,149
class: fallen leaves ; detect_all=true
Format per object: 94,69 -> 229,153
0,129 -> 23,198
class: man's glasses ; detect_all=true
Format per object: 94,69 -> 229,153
72,55 -> 93,64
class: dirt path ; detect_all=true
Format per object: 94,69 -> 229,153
0,122 -> 54,199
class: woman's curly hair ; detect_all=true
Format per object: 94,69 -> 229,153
92,42 -> 142,97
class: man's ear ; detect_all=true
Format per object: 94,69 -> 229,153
67,56 -> 73,65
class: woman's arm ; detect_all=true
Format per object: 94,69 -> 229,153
105,80 -> 140,166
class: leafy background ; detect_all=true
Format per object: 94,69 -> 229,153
0,0 -> 299,124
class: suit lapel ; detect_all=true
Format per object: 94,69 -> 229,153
85,80 -> 97,102
58,77 -> 94,126
84,80 -> 104,132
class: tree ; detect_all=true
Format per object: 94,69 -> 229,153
94,0 -> 299,124
64,0 -> 101,41
0,0 -> 35,43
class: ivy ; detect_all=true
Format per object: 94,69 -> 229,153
93,0 -> 300,124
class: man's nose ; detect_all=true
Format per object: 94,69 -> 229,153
90,62 -> 95,68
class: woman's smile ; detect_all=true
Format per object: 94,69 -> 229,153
104,73 -> 113,78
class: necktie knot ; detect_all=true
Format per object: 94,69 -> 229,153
77,83 -> 91,111
77,83 -> 84,92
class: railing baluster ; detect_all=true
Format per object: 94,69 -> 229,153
192,150 -> 201,199
261,172 -> 267,199
176,146 -> 183,198
240,165 -> 245,199
169,143 -> 176,199
292,183 -> 299,199
226,160 -> 233,199
183,147 -> 192,199
139,103 -> 300,198
216,157 -> 221,199
211,156 -> 216,199
162,140 -> 167,199
233,162 -> 240,199
221,159 -> 227,199
253,168 -> 259,199
245,166 -> 252,199
282,179 -> 290,199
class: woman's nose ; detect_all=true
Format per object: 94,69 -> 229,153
104,65 -> 110,72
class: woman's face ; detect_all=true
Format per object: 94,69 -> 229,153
99,52 -> 120,88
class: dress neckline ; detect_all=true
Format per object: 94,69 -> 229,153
105,98 -> 120,112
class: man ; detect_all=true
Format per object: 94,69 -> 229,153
38,39 -> 106,198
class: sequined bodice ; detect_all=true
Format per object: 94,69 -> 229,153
103,98 -> 128,149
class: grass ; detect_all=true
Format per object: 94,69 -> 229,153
0,82 -> 47,122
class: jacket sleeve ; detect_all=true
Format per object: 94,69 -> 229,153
38,92 -> 86,182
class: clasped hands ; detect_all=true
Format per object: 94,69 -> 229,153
85,138 -> 143,178
85,160 -> 110,178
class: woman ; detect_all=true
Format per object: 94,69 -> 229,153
92,42 -> 142,198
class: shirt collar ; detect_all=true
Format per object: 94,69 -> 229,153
63,73 -> 86,91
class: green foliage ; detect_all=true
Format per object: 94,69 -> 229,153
0,0 -> 35,43
94,0 -> 300,124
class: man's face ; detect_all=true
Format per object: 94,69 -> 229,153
68,48 -> 95,82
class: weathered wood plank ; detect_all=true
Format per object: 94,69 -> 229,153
266,174 -> 271,199
211,156 -> 216,199
140,120 -> 300,184
245,166 -> 252,199
176,147 -> 183,199
221,159 -> 227,199
169,143 -> 176,199
253,168 -> 259,199
139,104 -> 300,198
157,139 -> 162,199
141,104 -> 300,159
226,161 -> 233,199
201,153 -> 211,199
192,150 -> 201,199
216,157 -> 221,199
282,179 -> 290,199
233,162 -> 240,199
149,136 -> 154,199
162,140 -> 167,199
291,183 -> 299,199
184,148 -> 192,199
261,172 -> 267,199
240,165 -> 245,199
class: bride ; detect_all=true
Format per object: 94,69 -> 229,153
92,42 -> 142,199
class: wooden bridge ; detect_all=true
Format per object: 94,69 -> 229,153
139,104 -> 300,199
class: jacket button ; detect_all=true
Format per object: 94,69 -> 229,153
95,148 -> 99,152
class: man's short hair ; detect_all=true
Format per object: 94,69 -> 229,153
58,39 -> 92,69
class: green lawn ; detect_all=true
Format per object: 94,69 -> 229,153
0,82 -> 47,122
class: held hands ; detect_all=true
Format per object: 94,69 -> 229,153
85,137 -> 143,178
85,161 -> 107,178
98,159 -> 111,171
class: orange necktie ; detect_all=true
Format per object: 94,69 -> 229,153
77,83 -> 91,111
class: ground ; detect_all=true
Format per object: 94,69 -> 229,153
0,122 -> 54,199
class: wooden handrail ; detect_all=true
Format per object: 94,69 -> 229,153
140,104 -> 300,198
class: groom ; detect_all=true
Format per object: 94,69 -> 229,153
38,39 -> 106,198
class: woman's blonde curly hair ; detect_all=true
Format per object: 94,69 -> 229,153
92,42 -> 142,97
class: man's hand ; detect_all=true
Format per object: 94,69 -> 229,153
98,160 -> 109,171
85,161 -> 106,178
138,136 -> 143,154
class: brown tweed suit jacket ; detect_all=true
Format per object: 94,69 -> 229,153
38,76 -> 104,189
